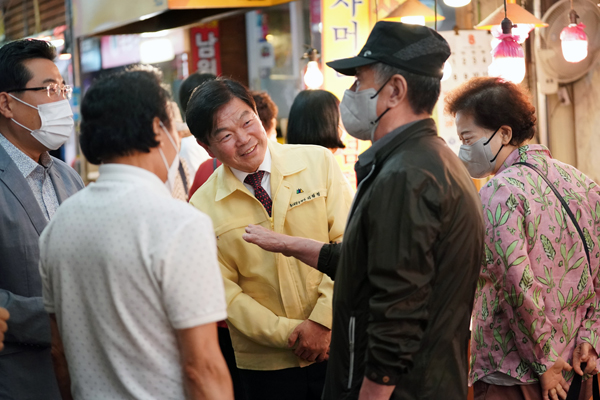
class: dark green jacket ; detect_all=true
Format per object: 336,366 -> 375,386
320,119 -> 484,400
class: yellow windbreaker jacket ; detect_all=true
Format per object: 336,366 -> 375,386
190,141 -> 354,370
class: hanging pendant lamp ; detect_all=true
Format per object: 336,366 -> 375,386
475,0 -> 547,31
383,0 -> 445,25
487,2 -> 527,83
476,0 -> 547,46
560,2 -> 588,63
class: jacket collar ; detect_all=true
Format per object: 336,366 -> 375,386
355,118 -> 437,184
0,143 -> 48,234
215,140 -> 307,202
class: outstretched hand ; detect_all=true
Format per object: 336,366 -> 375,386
540,357 -> 572,400
243,225 -> 288,255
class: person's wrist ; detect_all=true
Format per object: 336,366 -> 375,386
280,235 -> 291,257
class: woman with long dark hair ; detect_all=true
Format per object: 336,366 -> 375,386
287,90 -> 346,151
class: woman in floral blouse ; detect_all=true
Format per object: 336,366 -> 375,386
445,77 -> 600,400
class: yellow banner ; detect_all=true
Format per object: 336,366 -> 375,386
321,0 -> 371,100
322,0 -> 372,188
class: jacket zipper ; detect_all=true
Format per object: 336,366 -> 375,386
347,164 -> 376,225
347,315 -> 356,389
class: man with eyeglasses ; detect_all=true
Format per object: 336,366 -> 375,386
0,39 -> 83,399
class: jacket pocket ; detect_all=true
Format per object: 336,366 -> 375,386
347,315 -> 356,390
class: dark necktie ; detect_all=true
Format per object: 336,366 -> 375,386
244,170 -> 272,216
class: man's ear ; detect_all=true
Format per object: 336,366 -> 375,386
0,93 -> 15,119
500,125 -> 513,145
197,138 -> 215,158
386,74 -> 408,108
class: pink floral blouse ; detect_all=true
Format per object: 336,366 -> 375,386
470,144 -> 600,385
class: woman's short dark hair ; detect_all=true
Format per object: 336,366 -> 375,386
286,90 -> 345,150
186,78 -> 256,145
252,91 -> 278,133
80,65 -> 172,165
444,77 -> 537,146
0,39 -> 56,93
179,72 -> 216,113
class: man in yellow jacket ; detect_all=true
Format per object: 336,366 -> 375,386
187,78 -> 353,400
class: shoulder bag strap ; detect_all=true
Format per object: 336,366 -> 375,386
566,364 -> 600,400
514,162 -> 591,275
178,162 -> 189,196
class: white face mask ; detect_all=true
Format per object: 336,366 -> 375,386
9,94 -> 74,150
157,121 -> 180,193
458,128 -> 503,179
340,80 -> 391,141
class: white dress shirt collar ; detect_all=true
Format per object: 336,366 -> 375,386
229,147 -> 272,198
230,146 -> 272,184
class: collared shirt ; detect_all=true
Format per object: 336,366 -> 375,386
39,163 -> 227,400
230,146 -> 272,197
0,133 -> 59,221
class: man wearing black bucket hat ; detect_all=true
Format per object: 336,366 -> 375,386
320,21 -> 484,399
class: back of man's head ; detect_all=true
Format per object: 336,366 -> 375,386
0,39 -> 56,94
179,73 -> 216,113
186,78 -> 256,145
80,65 -> 172,165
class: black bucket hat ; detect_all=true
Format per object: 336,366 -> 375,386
326,21 -> 451,79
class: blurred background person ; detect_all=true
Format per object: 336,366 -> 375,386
0,308 -> 8,351
445,77 -> 600,400
178,72 -> 215,176
189,90 -> 279,199
39,65 -> 232,400
286,90 -> 345,153
252,91 -> 278,141
167,100 -> 192,202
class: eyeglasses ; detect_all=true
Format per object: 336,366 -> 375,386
7,83 -> 73,99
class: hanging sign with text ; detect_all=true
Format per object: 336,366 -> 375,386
189,22 -> 221,75
322,0 -> 372,188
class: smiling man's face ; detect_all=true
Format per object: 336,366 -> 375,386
202,96 -> 268,173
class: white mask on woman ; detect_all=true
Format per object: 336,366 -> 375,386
9,95 -> 74,150
157,121 -> 180,192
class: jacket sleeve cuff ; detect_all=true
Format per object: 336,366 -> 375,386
308,303 -> 333,330
317,243 -> 340,280
364,362 -> 400,386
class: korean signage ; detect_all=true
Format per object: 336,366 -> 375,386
190,22 -> 221,75
322,0 -> 371,188
436,30 -> 491,155
322,0 -> 371,100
